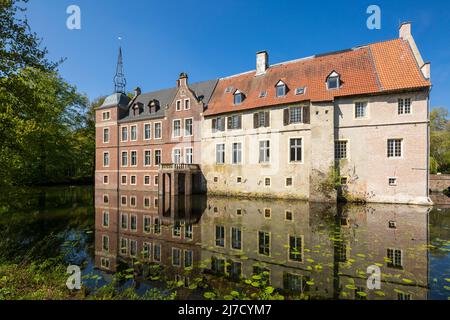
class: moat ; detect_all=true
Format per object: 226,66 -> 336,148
1,186 -> 449,300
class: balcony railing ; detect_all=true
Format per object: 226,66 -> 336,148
159,163 -> 200,171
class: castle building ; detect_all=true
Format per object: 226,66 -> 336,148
96,23 -> 431,205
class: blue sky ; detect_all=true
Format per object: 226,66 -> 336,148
25,0 -> 450,110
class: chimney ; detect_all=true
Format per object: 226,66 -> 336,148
399,22 -> 427,76
178,72 -> 188,87
399,22 -> 411,40
256,51 -> 268,76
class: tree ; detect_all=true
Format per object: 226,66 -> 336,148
430,107 -> 450,174
0,0 -> 57,77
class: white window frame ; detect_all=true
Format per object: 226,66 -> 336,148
144,123 -> 151,140
103,152 -> 110,168
144,175 -> 151,186
276,81 -> 287,97
216,143 -> 225,165
184,117 -> 193,137
231,141 -> 243,165
258,139 -> 271,164
121,151 -> 128,167
354,101 -> 369,119
121,174 -> 127,185
184,98 -> 191,110
176,99 -> 182,111
130,213 -> 138,231
388,177 -> 397,186
185,147 -> 193,164
121,195 -> 127,207
387,139 -> 403,159
121,126 -> 128,142
398,98 -> 412,115
130,196 -> 137,208
154,149 -> 162,166
172,247 -> 181,267
103,127 -> 110,143
120,213 -> 128,229
288,137 -> 303,164
144,149 -> 152,167
102,210 -> 109,228
172,148 -> 182,164
102,111 -> 111,121
285,177 -> 294,187
154,122 -> 162,139
130,125 -> 137,141
172,119 -> 182,138
103,175 -> 109,185
130,175 -> 137,186
130,150 -> 138,167
335,140 -> 349,160
264,177 -> 271,188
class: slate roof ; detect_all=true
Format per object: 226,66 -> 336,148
204,38 -> 430,116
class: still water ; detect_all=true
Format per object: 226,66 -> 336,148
1,186 -> 449,300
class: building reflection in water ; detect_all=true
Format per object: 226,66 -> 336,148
94,189 -> 430,300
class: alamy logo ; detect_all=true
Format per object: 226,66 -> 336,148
366,5 -> 381,30
66,265 -> 81,290
367,265 -> 381,290
66,5 -> 81,30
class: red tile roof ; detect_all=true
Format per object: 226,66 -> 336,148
204,38 -> 430,116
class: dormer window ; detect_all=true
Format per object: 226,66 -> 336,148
327,71 -> 340,90
295,87 -> 306,95
276,81 -> 287,97
234,90 -> 244,105
259,91 -> 267,98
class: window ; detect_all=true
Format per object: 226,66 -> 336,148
130,175 -> 136,185
144,196 -> 150,207
143,216 -> 151,233
212,117 -> 225,132
172,248 -> 181,266
121,213 -> 128,229
264,208 -> 271,218
102,211 -> 109,227
387,249 -> 402,268
130,196 -> 136,207
103,128 -> 109,143
185,224 -> 193,240
121,126 -> 128,141
212,257 -> 226,275
286,177 -> 293,187
216,144 -> 225,165
185,148 -> 193,164
236,176 -> 242,183
121,175 -> 127,185
355,102 -> 367,118
130,125 -> 137,141
259,91 -> 267,98
232,142 -> 242,164
144,123 -> 151,140
103,175 -> 109,184
173,149 -> 181,164
130,240 -> 137,257
184,99 -> 190,110
143,175 -> 150,185
120,238 -> 128,255
176,100 -> 181,111
121,151 -> 128,167
103,195 -> 109,204
228,114 -> 242,130
234,91 -> 243,105
284,273 -> 309,293
154,175 -> 159,186
154,122 -> 162,139
155,150 -> 161,166
398,98 -> 411,114
289,107 -> 302,124
264,178 -> 271,187
276,81 -> 286,97
258,231 -> 270,256
295,87 -> 306,95
398,293 -> 412,300
153,244 -> 161,262
141,150 -> 151,167
102,111 -> 110,121
154,218 -> 161,234
185,118 -> 193,136
100,258 -> 110,269
225,86 -> 233,93
131,151 -> 137,166
259,140 -> 270,163
389,178 -> 397,186
335,141 -> 348,159
236,209 -> 242,215
184,250 -> 193,268
389,220 -> 397,229
102,235 -> 109,252
285,211 -> 293,221
215,225 -> 225,247
231,227 -> 242,250
289,236 -> 303,262
290,138 -> 302,162
130,215 -> 137,231
173,120 -> 181,137
387,139 -> 402,158
142,242 -> 151,260
103,152 -> 109,167
327,72 -> 340,90
173,222 -> 182,238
